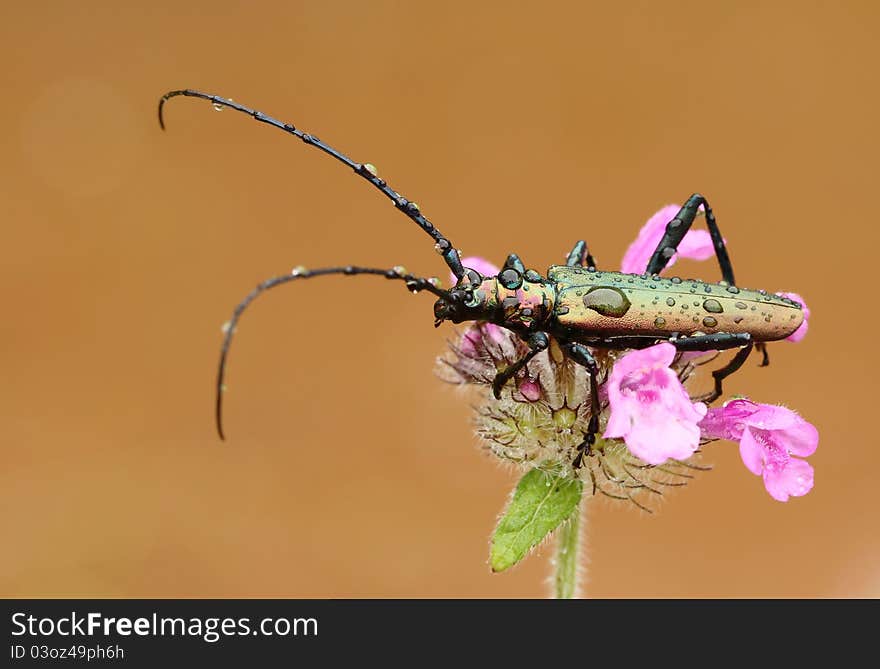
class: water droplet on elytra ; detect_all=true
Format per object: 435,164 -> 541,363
703,298 -> 723,313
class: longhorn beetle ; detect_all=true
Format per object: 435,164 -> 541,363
158,89 -> 804,463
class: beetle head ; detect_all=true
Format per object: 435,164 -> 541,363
433,268 -> 493,327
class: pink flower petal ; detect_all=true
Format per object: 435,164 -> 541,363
458,322 -> 506,358
604,343 -> 707,464
676,229 -> 716,261
602,405 -> 631,440
738,427 -> 766,476
625,406 -> 703,465
700,400 -> 755,441
620,204 -> 722,275
620,205 -> 680,274
739,404 -> 818,457
609,341 -> 677,380
763,457 -> 814,502
773,418 -> 819,458
740,402 -> 801,431
517,377 -> 542,402
777,292 -> 810,343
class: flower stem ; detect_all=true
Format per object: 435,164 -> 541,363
553,498 -> 585,599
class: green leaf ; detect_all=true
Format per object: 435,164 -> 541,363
490,468 -> 583,573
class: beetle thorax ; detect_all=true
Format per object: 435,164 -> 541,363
433,272 -> 556,331
490,276 -> 555,332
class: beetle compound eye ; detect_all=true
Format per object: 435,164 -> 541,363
523,269 -> 542,283
464,290 -> 486,308
499,268 -> 523,290
582,286 -> 631,318
434,299 -> 451,320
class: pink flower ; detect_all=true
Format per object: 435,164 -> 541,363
458,321 -> 507,357
700,399 -> 818,501
776,292 -> 810,343
620,204 -> 717,274
604,343 -> 707,465
517,377 -> 542,402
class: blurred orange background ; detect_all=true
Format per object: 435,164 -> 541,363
2,1 -> 877,598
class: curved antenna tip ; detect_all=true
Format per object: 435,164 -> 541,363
216,390 -> 227,441
157,90 -> 184,131
216,414 -> 227,441
158,97 -> 168,131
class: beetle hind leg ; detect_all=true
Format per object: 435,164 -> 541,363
671,332 -> 753,403
644,193 -> 735,285
756,342 -> 770,367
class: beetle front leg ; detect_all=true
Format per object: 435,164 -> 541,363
671,332 -> 753,403
561,342 -> 601,468
645,193 -> 735,285
565,240 -> 596,269
491,332 -> 549,399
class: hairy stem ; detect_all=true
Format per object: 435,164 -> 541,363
553,498 -> 585,599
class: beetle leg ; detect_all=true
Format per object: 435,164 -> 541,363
565,240 -> 596,269
561,342 -> 601,468
756,342 -> 770,367
491,332 -> 550,399
671,332 -> 753,403
644,193 -> 735,285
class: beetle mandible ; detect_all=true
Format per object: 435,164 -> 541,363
158,89 -> 804,461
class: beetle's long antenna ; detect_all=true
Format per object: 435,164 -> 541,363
215,265 -> 450,440
159,89 -> 466,279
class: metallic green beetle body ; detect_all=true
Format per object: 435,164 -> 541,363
451,266 -> 803,346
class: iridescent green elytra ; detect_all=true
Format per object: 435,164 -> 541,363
549,266 -> 803,343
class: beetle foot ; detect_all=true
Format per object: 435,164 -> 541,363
491,373 -> 506,400
573,424 -> 597,469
